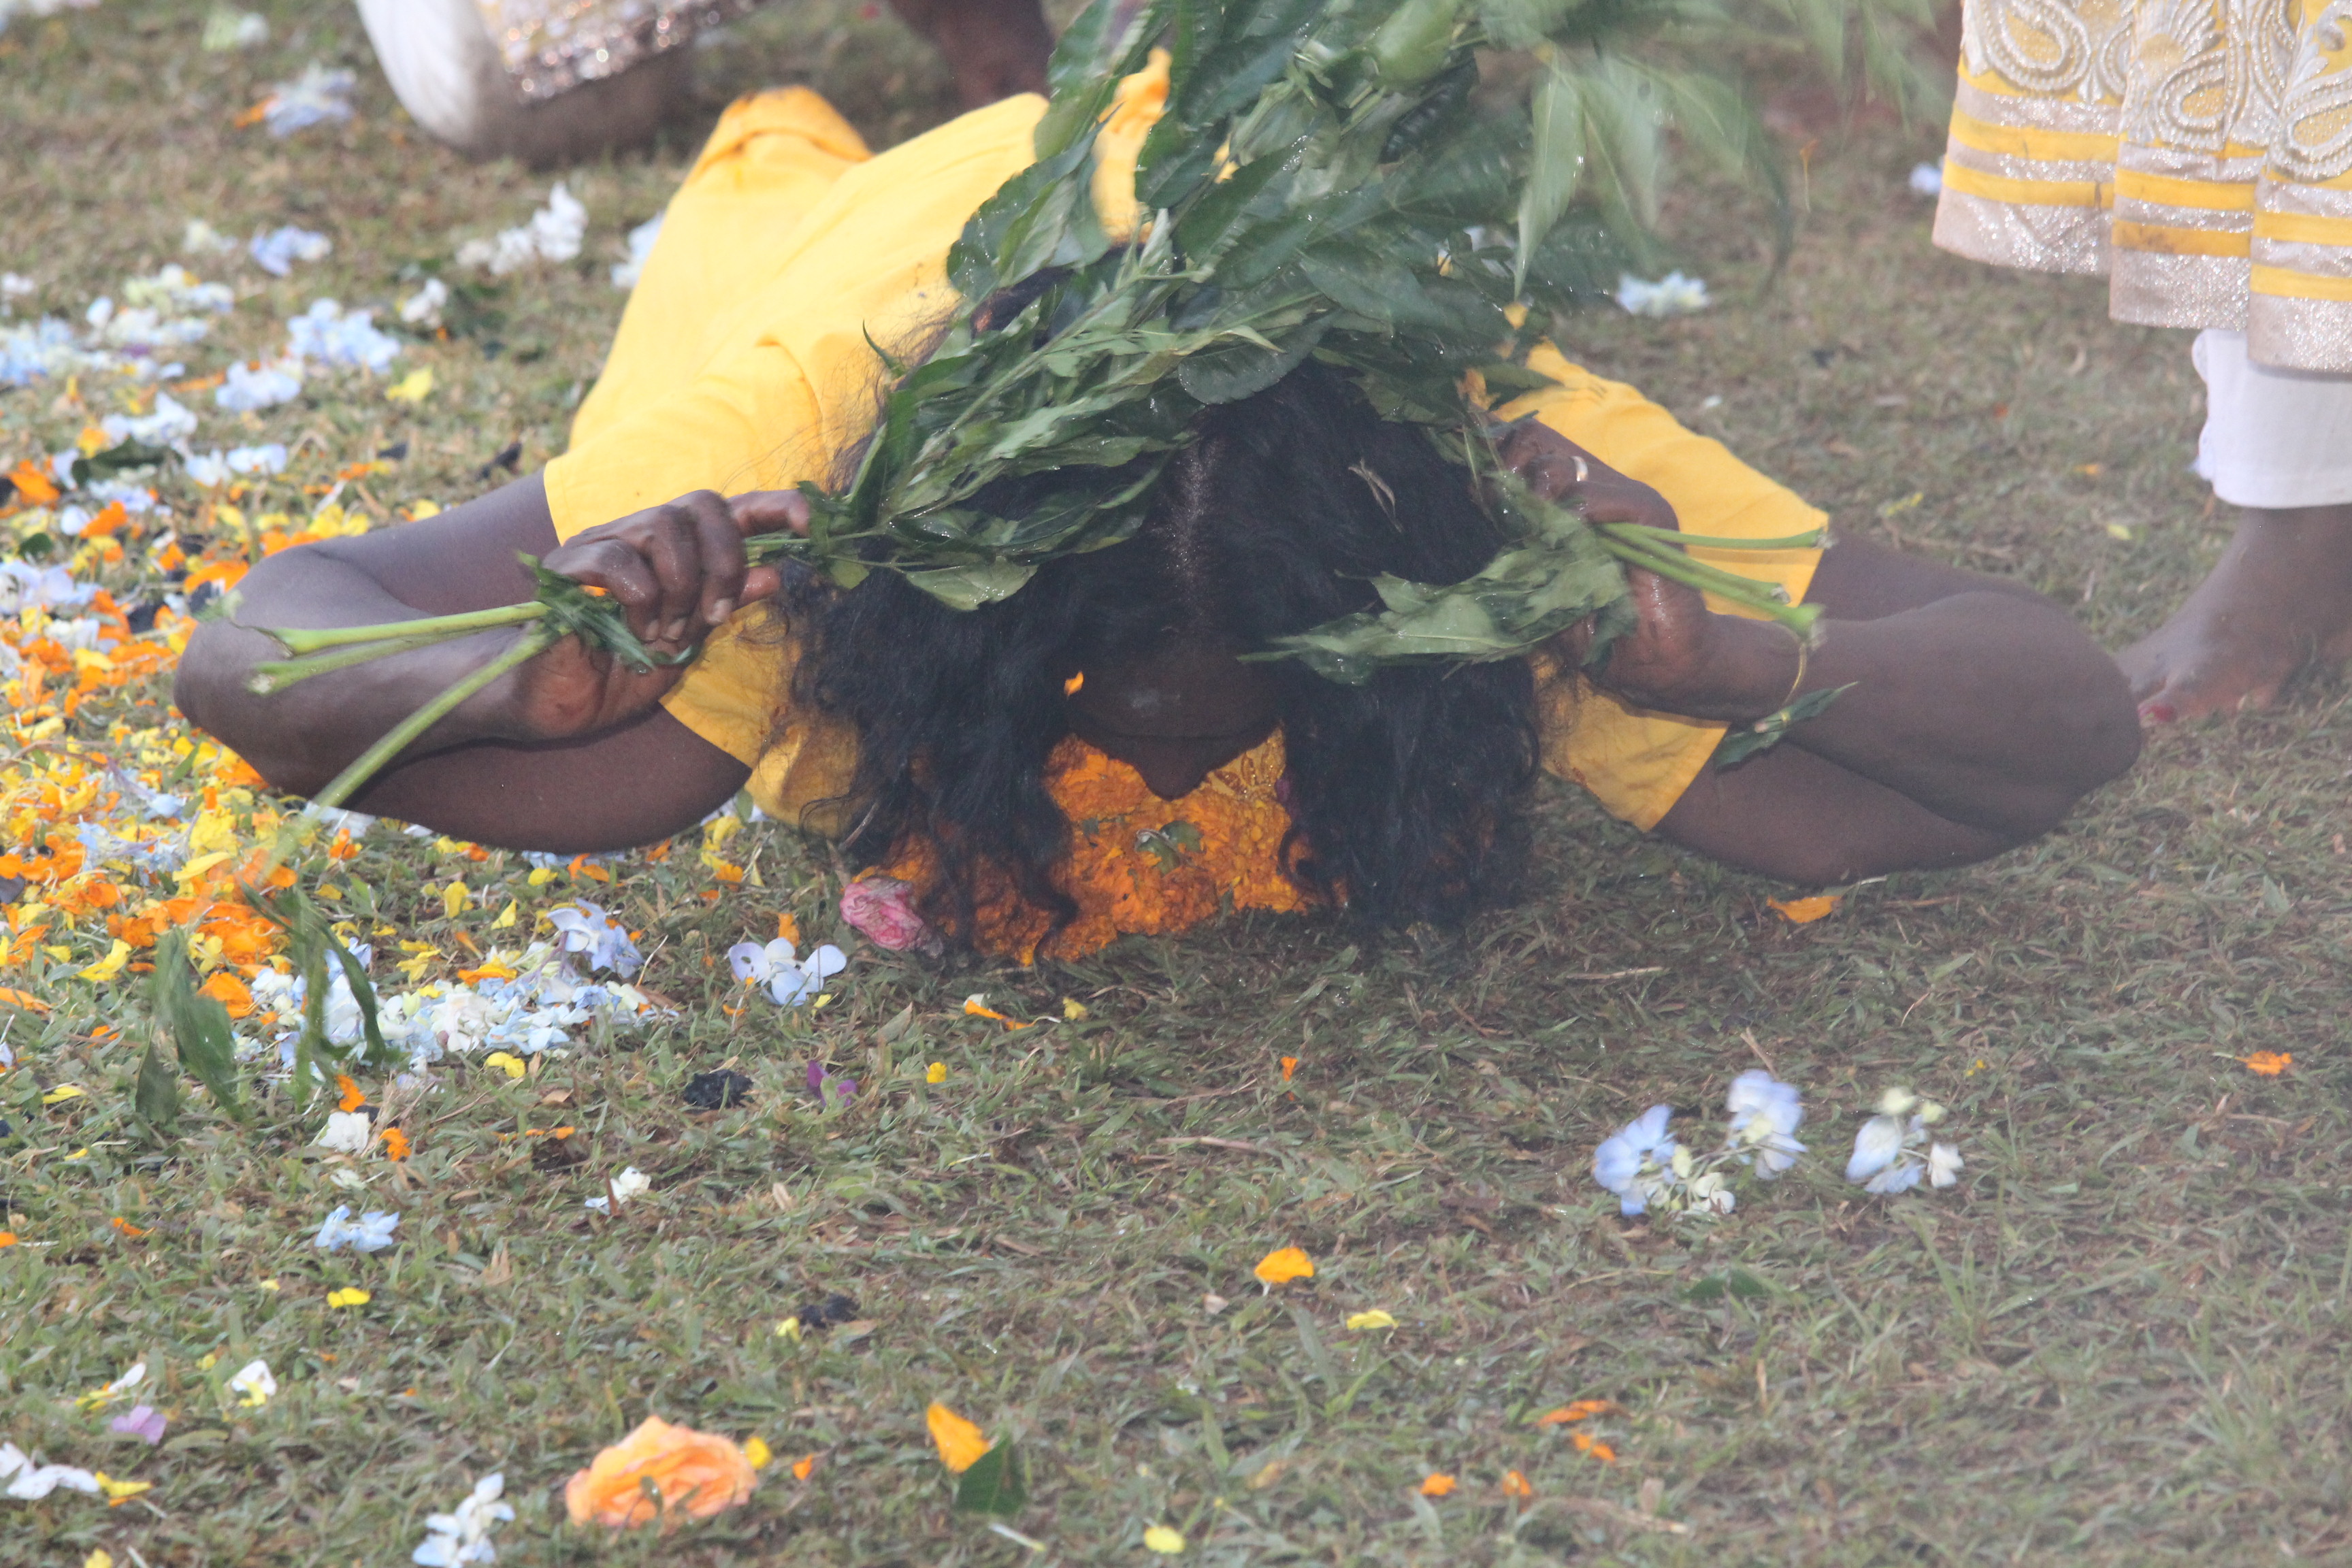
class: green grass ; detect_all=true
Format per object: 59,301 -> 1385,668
6,3 -> 2352,1564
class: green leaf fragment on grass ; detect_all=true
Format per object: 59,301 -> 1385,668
953,1442 -> 1028,1517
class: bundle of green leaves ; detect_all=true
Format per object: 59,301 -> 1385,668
766,0 -> 1933,674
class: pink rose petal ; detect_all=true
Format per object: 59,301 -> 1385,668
840,877 -> 938,954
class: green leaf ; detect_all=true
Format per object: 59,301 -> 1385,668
71,438 -> 174,485
1368,0 -> 1464,87
152,928 -> 243,1120
904,561 -> 1039,610
1177,315 -> 1332,403
953,1442 -> 1028,1517
1034,0 -> 1166,160
1715,682 -> 1852,767
1682,1268 -> 1772,1303
133,1039 -> 181,1136
1516,56 -> 1586,293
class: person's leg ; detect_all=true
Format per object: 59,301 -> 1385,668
2119,329 -> 2352,723
887,0 -> 1054,109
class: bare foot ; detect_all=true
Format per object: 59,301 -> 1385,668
887,0 -> 1053,109
2119,504 -> 2352,723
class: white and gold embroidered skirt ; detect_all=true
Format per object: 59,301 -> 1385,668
1933,0 -> 2352,372
472,1 -> 776,101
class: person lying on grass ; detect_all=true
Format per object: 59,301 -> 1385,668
174,73 -> 2142,962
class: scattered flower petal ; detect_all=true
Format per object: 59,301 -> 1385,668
564,1416 -> 757,1530
1143,1524 -> 1186,1554
413,1472 -> 512,1566
109,1406 -> 166,1446
227,1358 -> 276,1407
1254,1246 -> 1314,1288
926,1402 -> 991,1474
1344,1309 -> 1397,1330
314,1205 -> 399,1253
1419,1473 -> 1456,1497
1766,894 -> 1839,924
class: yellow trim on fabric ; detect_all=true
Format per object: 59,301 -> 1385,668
1947,108 -> 2118,163
2113,168 -> 2256,212
2251,263 -> 2352,302
1939,161 -> 2112,209
2253,208 -> 2352,248
2111,219 -> 2250,258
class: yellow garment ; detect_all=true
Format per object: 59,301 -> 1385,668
547,71 -> 1821,837
1934,0 -> 2352,370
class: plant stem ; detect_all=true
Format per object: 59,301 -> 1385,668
308,626 -> 554,812
1608,522 -> 1826,552
1599,530 -> 1822,638
245,627 -> 485,695
1600,525 -> 1793,602
257,602 -> 545,655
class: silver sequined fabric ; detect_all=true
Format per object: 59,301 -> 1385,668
473,0 -> 774,101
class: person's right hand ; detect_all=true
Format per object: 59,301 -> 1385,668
492,489 -> 805,742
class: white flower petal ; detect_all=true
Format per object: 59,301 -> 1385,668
1846,1115 -> 1905,1183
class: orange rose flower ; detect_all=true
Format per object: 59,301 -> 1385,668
564,1416 -> 757,1530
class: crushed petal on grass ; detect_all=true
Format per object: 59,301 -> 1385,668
1344,1309 -> 1397,1330
1419,1473 -> 1456,1497
1501,1469 -> 1533,1500
108,1406 -> 165,1446
314,1206 -> 399,1252
1,1441 -> 99,1499
227,1359 -> 276,1407
1766,894 -> 1839,924
1254,1247 -> 1314,1288
326,1287 -> 370,1308
564,1416 -> 757,1530
583,1167 -> 651,1213
1143,1524 -> 1186,1553
926,1402 -> 991,1473
1534,1399 -> 1620,1425
2242,1051 -> 2292,1076
412,1471 -> 512,1566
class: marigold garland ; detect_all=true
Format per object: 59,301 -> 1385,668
879,730 -> 1315,962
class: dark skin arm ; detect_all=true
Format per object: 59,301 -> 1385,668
173,474 -> 796,852
1499,423 -> 2142,885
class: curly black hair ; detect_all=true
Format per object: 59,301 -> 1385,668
778,359 -> 1542,948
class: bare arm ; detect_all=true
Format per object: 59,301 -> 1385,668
1499,425 -> 2141,885
173,473 -> 806,851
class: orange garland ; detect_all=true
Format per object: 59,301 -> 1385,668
879,730 -> 1315,962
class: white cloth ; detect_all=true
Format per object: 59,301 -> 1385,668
355,0 -> 506,147
2193,329 -> 2352,511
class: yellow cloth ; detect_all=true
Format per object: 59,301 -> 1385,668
547,74 -> 1822,834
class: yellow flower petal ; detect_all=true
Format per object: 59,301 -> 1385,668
491,900 -> 519,928
926,1062 -> 947,1084
1344,1309 -> 1397,1330
95,1472 -> 151,1503
77,937 -> 132,981
1253,1247 -> 1314,1287
385,368 -> 435,405
483,1051 -> 527,1081
744,1436 -> 772,1470
925,1401 -> 991,1474
1143,1524 -> 1186,1554
327,1287 -> 371,1308
42,1083 -> 86,1105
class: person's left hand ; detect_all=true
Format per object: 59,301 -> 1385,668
1496,420 -> 1794,721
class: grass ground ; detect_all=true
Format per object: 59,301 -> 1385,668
5,3 -> 2351,1564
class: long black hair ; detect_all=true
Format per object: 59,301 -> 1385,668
779,359 -> 1541,947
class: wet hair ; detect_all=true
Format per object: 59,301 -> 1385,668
780,358 -> 1541,947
